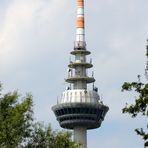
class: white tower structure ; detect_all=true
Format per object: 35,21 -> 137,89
52,0 -> 109,148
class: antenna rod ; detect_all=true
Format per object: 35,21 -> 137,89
76,0 -> 85,43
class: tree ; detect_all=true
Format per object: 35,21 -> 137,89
0,83 -> 79,148
122,41 -> 148,147
0,84 -> 33,148
27,122 -> 79,148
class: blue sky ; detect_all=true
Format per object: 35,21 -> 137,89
0,0 -> 148,147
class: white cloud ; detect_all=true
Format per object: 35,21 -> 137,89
0,0 -> 70,69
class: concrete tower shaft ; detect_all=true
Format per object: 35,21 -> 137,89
66,48 -> 94,90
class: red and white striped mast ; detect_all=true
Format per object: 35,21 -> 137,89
76,0 -> 85,43
74,0 -> 86,49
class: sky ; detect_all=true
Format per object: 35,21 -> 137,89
0,0 -> 148,147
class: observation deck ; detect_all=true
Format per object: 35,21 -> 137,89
52,90 -> 109,129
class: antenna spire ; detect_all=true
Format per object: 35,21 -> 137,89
75,0 -> 86,48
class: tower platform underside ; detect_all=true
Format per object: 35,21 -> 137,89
52,102 -> 108,129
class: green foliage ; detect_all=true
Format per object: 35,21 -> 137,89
27,122 -> 79,148
0,83 -> 79,148
122,81 -> 148,117
122,48 -> 148,147
0,84 -> 33,148
122,80 -> 148,147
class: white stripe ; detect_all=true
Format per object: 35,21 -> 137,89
76,35 -> 85,42
76,28 -> 85,34
77,15 -> 84,18
77,8 -> 84,15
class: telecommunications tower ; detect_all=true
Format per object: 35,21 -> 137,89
52,0 -> 109,148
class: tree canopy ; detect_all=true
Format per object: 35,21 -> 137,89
122,43 -> 148,147
0,85 -> 33,147
0,83 -> 79,148
27,122 -> 79,148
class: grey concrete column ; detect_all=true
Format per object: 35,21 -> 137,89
74,127 -> 87,148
